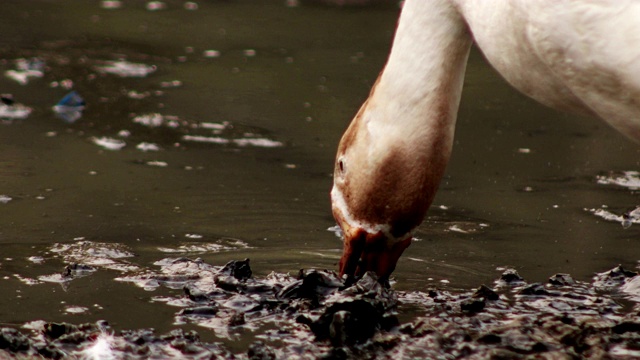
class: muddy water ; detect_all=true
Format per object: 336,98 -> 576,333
1,0 -> 639,352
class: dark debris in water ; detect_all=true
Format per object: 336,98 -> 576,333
62,263 -> 97,279
1,94 -> 14,106
6,261 -> 640,358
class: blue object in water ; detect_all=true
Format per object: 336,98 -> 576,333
54,91 -> 86,123
57,91 -> 86,107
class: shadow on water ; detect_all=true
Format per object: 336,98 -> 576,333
1,0 -> 640,357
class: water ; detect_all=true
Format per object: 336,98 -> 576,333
1,0 -> 639,347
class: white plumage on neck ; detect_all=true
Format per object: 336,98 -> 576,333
332,0 -> 472,239
371,0 -> 470,150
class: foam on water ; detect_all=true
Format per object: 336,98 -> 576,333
92,137 -> 126,151
597,171 -> 640,190
95,60 -> 156,78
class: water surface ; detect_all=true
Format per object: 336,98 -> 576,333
1,0 -> 639,345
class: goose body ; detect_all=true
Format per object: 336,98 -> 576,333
331,0 -> 640,279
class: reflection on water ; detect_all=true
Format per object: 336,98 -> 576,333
0,0 -> 639,352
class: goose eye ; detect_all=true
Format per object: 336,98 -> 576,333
337,158 -> 346,174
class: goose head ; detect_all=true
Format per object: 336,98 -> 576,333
330,0 -> 471,280
331,90 -> 453,280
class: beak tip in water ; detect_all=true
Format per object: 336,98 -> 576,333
338,227 -> 412,281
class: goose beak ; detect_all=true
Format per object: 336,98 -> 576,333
334,206 -> 412,280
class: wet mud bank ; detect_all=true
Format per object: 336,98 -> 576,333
3,258 -> 640,359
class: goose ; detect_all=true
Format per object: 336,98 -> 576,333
331,0 -> 640,280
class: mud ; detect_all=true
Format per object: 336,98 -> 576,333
4,258 -> 640,359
